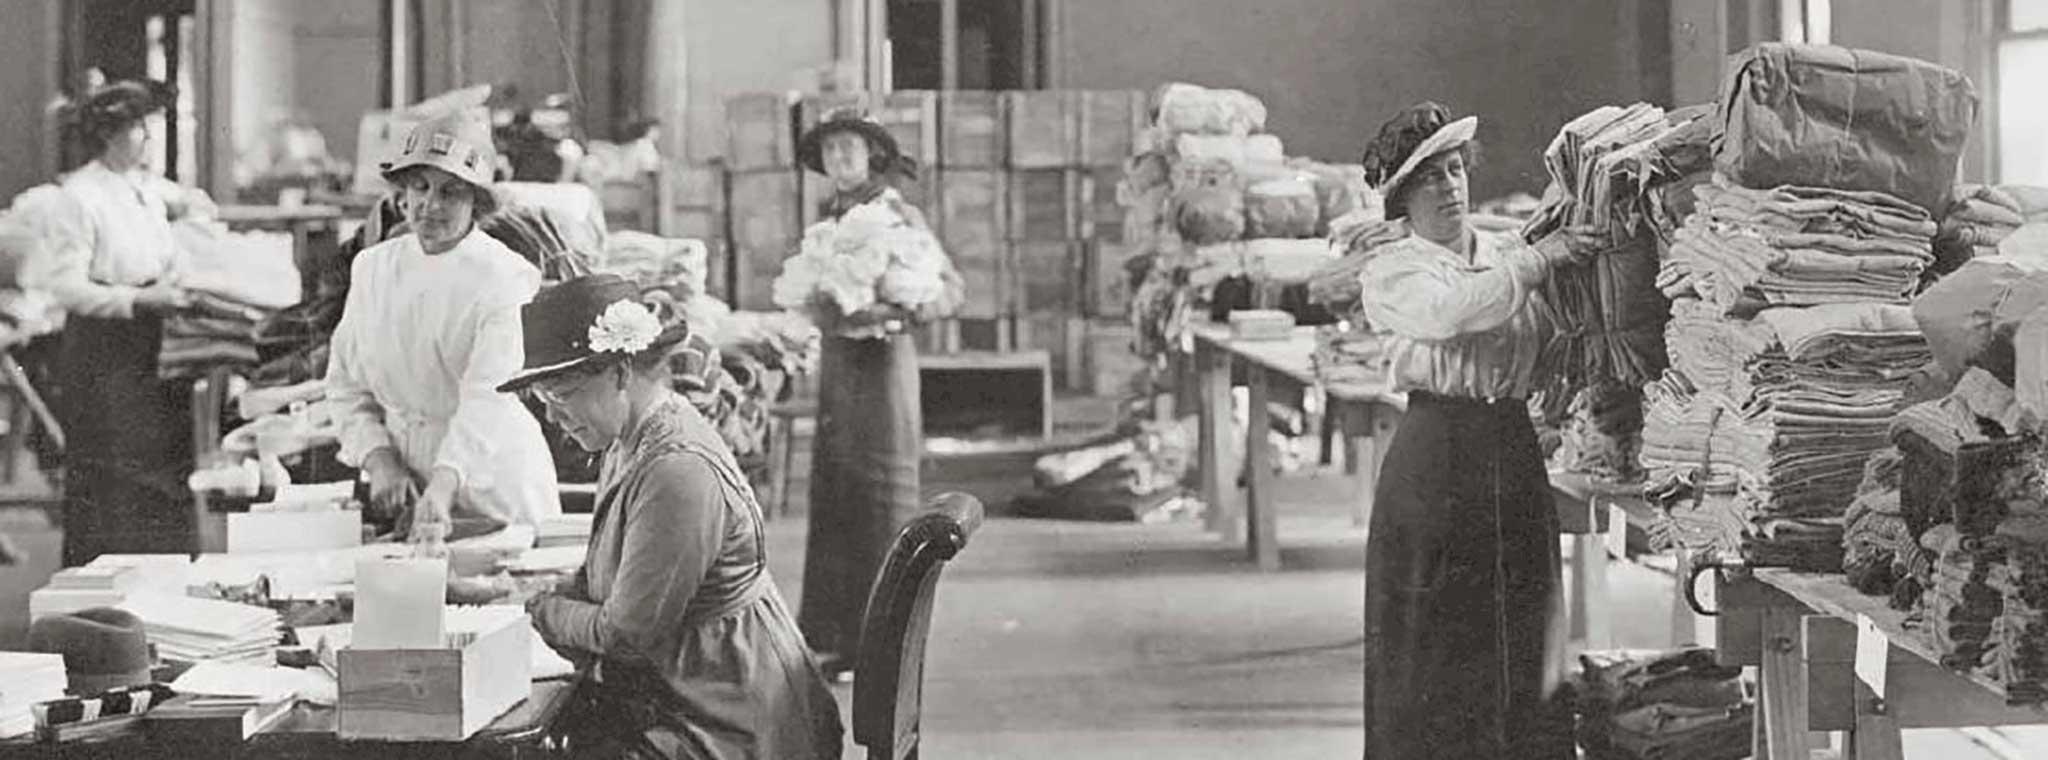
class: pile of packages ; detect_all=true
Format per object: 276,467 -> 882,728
1124,83 -> 1368,367
1511,102 -> 1713,477
1014,417 -> 1198,522
1640,43 -> 1975,571
1572,647 -> 1753,760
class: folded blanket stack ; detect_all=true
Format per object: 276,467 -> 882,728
1573,647 -> 1752,760
1843,448 -> 1912,595
1659,179 -> 1938,313
159,293 -> 271,381
1639,298 -> 1927,570
1933,184 -> 2027,276
1910,520 -> 2048,703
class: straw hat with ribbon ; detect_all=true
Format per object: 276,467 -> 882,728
381,108 -> 499,189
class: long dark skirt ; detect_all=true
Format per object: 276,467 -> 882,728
799,333 -> 922,664
58,314 -> 195,566
1363,392 -> 1571,759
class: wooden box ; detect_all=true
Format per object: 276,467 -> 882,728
940,91 -> 1005,168
1014,313 -> 1085,392
727,169 -> 801,310
1007,169 -> 1079,241
599,176 -> 660,233
937,170 -> 1008,319
1077,90 -> 1147,166
725,93 -> 795,171
337,612 -> 531,741
1005,90 -> 1077,169
1077,165 -> 1125,242
1087,240 -> 1137,318
875,90 -> 941,168
919,350 -> 1053,439
1010,241 -> 1081,314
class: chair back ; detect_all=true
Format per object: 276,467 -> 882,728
852,492 -> 984,760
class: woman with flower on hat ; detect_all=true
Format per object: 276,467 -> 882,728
25,79 -> 207,564
785,110 -> 960,678
506,274 -> 842,759
1354,103 -> 1601,759
322,109 -> 560,545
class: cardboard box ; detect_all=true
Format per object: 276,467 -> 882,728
940,91 -> 1005,168
1010,241 -> 1080,314
1005,90 -> 1077,169
337,611 -> 531,741
725,93 -> 795,171
1006,169 -> 1079,241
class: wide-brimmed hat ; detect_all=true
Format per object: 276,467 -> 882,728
797,110 -> 903,176
381,108 -> 498,189
1374,115 -> 1478,201
497,274 -> 691,393
28,607 -> 154,695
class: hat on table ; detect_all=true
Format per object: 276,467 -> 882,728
28,607 -> 154,695
497,274 -> 692,393
381,108 -> 499,189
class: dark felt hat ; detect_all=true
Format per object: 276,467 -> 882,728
28,607 -> 154,695
498,274 -> 690,393
72,81 -> 170,137
797,110 -> 904,176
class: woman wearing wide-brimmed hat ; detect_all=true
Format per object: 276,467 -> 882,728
785,111 -> 960,678
1354,102 -> 1599,759
506,274 -> 842,759
29,80 -> 204,564
322,109 -> 559,544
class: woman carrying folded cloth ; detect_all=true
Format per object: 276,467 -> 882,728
322,109 -> 559,545
506,275 -> 842,759
1355,103 -> 1601,759
32,80 -> 208,564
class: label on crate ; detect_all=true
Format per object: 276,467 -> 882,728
1855,613 -> 1889,697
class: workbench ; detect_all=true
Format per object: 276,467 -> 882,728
1715,568 -> 2048,759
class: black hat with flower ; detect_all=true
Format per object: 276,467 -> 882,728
497,274 -> 691,393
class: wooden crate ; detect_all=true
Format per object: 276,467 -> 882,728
667,163 -> 727,211
936,170 -> 1008,319
702,238 -> 733,302
725,93 -> 795,172
874,90 -> 940,169
1014,313 -> 1085,392
337,613 -> 531,741
599,176 -> 660,233
919,350 -> 1053,439
1077,165 -> 1125,242
669,207 -> 726,243
1010,240 -> 1081,314
1086,239 -> 1137,318
728,168 -> 801,310
940,91 -> 1005,168
798,171 -> 831,229
1005,90 -> 1077,169
1007,169 -> 1079,241
1077,90 -> 1147,167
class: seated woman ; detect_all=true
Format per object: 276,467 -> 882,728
323,110 -> 559,543
505,274 -> 842,759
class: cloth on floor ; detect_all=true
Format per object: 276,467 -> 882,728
1659,178 -> 1937,313
1572,647 -> 1751,760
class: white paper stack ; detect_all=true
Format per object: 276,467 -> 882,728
118,594 -> 281,667
27,555 -> 195,621
0,653 -> 67,739
298,606 -> 573,680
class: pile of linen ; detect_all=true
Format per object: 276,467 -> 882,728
1639,299 -> 1927,569
1572,647 -> 1753,760
1658,180 -> 1938,313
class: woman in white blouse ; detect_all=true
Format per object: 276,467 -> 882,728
1354,103 -> 1596,759
36,82 -> 203,564
323,110 -> 559,544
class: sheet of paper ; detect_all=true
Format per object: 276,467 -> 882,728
1855,613 -> 1890,697
352,558 -> 447,649
169,662 -> 309,703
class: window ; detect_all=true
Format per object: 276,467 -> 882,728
1999,1 -> 2048,183
1777,0 -> 1830,44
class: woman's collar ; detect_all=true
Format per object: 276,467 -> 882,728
823,180 -> 890,217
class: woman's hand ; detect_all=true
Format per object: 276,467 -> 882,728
362,448 -> 419,519
1535,224 -> 1609,268
133,283 -> 194,315
409,467 -> 460,546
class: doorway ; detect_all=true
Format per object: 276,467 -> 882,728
887,0 -> 1043,90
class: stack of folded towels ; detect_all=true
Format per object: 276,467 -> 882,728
1573,647 -> 1753,760
1659,179 -> 1937,312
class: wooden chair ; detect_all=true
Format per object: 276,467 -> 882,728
852,492 -> 985,760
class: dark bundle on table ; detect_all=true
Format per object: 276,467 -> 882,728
1572,647 -> 1752,760
1550,377 -> 1644,483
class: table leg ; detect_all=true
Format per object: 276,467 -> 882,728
1570,531 -> 1612,651
1338,402 -> 1373,530
1758,606 -> 1814,760
1847,680 -> 1904,760
1196,342 -> 1239,541
1245,366 -> 1279,571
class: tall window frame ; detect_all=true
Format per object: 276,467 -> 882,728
1997,0 -> 2048,184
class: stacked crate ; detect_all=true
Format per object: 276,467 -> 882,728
663,162 -> 729,298
724,93 -> 801,310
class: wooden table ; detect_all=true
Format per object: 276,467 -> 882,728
3,677 -> 576,759
1188,323 -> 1403,571
1715,568 -> 2048,759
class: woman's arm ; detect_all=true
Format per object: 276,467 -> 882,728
17,187 -> 143,319
421,267 -> 542,522
1357,238 -> 1556,341
527,453 -> 726,662
324,256 -> 399,467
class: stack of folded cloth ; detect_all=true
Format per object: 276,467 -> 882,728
1573,647 -> 1753,760
1843,448 -> 1913,596
1913,516 -> 2048,702
159,292 -> 271,381
1933,184 -> 2027,275
1658,178 -> 1937,313
1638,298 -> 1928,570
1551,377 -> 1645,484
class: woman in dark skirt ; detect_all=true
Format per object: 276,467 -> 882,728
791,112 -> 951,677
37,82 -> 202,565
1354,103 -> 1597,758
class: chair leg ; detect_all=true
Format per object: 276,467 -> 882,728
774,418 -> 797,518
